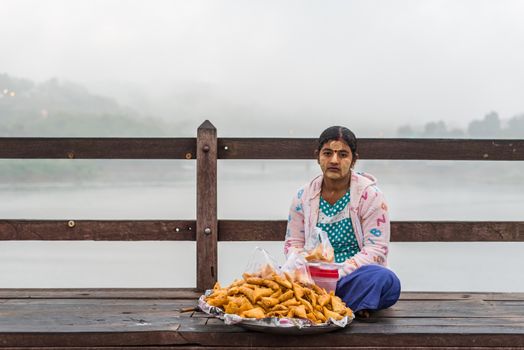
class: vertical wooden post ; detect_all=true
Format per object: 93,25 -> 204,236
196,120 -> 218,291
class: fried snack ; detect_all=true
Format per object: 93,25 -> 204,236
292,283 -> 305,299
246,277 -> 265,286
259,296 -> 279,309
274,274 -> 292,289
305,245 -> 323,261
292,305 -> 307,319
278,290 -> 294,303
270,289 -> 282,298
298,297 -> 314,312
331,295 -> 346,314
307,312 -> 318,322
267,310 -> 288,317
206,289 -> 228,307
224,296 -> 253,314
204,265 -> 352,324
238,286 -> 255,304
227,286 -> 240,296
246,276 -> 280,290
282,297 -> 300,307
229,279 -> 245,287
271,304 -> 288,312
317,293 -> 331,307
259,264 -> 276,279
241,307 -> 266,319
314,309 -> 327,323
311,283 -> 327,296
305,243 -> 335,263
304,288 -> 317,307
263,279 -> 280,291
253,287 -> 273,303
323,306 -> 344,321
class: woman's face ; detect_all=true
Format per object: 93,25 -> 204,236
318,140 -> 354,181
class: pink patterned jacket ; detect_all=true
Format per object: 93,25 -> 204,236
284,171 -> 391,277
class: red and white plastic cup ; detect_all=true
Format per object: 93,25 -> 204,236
308,264 -> 340,293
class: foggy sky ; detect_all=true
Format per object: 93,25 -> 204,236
1,0 -> 524,136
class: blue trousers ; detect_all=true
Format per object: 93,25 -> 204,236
335,265 -> 401,312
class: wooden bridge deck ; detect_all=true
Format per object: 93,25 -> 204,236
1,290 -> 523,348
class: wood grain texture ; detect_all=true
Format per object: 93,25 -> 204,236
0,289 -> 201,299
0,220 -> 196,241
3,220 -> 521,242
196,121 -> 218,291
218,220 -> 524,242
2,137 -> 522,160
0,138 -> 196,159
218,138 -> 524,160
1,294 -> 524,347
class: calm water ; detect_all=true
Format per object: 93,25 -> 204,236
1,160 -> 523,291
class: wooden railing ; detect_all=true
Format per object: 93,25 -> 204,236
1,120 -> 523,291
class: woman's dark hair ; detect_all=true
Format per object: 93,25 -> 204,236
317,126 -> 358,156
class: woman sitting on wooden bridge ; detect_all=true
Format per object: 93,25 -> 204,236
284,125 -> 401,317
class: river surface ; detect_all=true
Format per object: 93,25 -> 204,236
1,160 -> 523,291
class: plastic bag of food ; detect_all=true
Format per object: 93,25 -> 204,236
305,227 -> 335,263
243,246 -> 282,279
280,251 -> 315,286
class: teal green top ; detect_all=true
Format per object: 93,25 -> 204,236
316,191 -> 360,263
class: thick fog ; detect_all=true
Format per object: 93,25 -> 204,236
1,0 -> 524,136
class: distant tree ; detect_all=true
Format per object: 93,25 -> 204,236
0,74 -> 179,137
504,114 -> 524,137
467,111 -> 501,138
397,125 -> 416,137
0,73 -> 34,93
423,121 -> 448,137
446,128 -> 466,138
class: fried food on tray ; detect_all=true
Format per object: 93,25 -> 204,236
205,264 -> 353,324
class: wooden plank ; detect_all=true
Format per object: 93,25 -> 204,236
196,120 -> 218,291
0,347 -> 519,350
1,296 -> 524,347
218,138 -> 524,160
219,220 -> 524,242
375,300 -> 523,318
392,221 -> 524,242
0,289 -> 201,299
0,138 -> 196,159
400,292 -> 524,301
218,220 -> 287,241
2,345 -> 519,350
2,137 -> 522,161
0,331 -> 188,348
351,317 -> 524,327
1,290 -> 522,302
3,220 -> 522,242
0,220 -> 196,241
172,331 -> 524,347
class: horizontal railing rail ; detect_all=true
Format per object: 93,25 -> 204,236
0,220 -> 196,241
218,138 -> 524,160
0,138 -> 196,159
1,138 -> 522,160
1,220 -> 522,242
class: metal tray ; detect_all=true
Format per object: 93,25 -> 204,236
235,319 -> 346,334
199,293 -> 352,335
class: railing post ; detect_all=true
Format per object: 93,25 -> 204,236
196,120 -> 218,291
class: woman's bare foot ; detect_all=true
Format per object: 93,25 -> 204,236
356,309 -> 371,318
